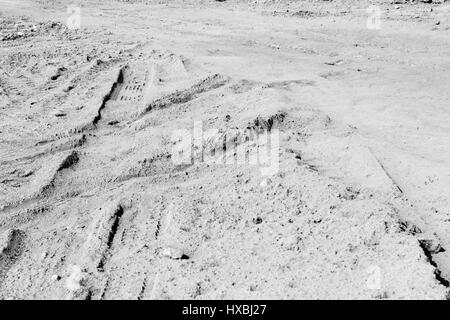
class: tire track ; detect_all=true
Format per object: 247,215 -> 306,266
0,229 -> 26,286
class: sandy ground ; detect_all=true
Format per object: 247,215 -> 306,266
0,0 -> 450,299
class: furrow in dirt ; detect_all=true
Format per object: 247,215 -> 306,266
142,73 -> 229,114
0,229 -> 26,285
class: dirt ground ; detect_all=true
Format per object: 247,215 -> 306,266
1,0 -> 450,299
